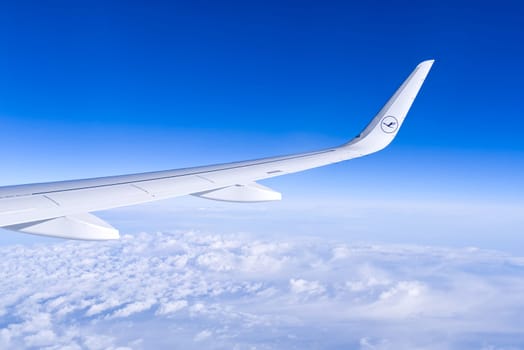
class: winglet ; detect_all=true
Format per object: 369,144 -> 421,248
344,60 -> 434,155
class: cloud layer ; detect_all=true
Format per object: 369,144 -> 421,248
1,231 -> 524,349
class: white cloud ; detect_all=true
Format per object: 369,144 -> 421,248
24,329 -> 56,347
155,300 -> 188,316
193,329 -> 212,342
289,279 -> 326,297
109,299 -> 156,319
0,231 -> 524,349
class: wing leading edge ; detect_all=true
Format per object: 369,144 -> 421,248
0,60 -> 434,240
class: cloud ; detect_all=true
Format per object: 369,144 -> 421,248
1,231 -> 524,349
193,330 -> 212,342
155,300 -> 188,316
289,279 -> 326,297
109,300 -> 156,319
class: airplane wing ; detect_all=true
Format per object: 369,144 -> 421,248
0,60 -> 434,240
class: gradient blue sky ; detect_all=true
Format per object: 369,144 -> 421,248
0,1 -> 523,248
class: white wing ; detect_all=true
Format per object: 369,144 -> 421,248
0,60 -> 434,240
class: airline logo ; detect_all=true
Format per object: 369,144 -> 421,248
381,116 -> 398,133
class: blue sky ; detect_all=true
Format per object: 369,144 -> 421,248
1,2 -> 524,349
1,0 -> 523,247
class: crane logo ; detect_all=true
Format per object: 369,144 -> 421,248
381,116 -> 398,133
